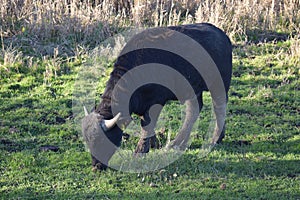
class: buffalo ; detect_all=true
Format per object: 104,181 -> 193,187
82,23 -> 232,171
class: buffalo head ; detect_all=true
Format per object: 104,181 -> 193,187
81,107 -> 122,170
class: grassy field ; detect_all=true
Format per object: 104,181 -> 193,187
1,36 -> 299,199
1,0 -> 300,199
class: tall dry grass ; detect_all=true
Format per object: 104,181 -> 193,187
0,0 -> 299,57
1,0 -> 122,57
194,0 -> 300,41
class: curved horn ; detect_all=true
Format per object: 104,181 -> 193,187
101,113 -> 121,131
83,106 -> 89,116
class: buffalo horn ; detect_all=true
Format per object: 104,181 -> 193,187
83,106 -> 89,116
102,113 -> 121,131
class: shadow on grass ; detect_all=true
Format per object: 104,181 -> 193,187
0,137 -> 42,152
176,141 -> 300,182
2,170 -> 299,200
1,137 -> 299,199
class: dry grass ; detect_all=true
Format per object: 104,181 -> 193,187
0,0 -> 299,57
194,0 -> 300,41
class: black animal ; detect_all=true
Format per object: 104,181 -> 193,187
82,23 -> 232,171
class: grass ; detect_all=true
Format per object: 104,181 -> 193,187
0,0 -> 299,199
0,37 -> 299,199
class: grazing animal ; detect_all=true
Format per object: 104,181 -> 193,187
82,23 -> 232,171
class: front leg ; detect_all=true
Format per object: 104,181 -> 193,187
135,132 -> 156,155
135,104 -> 163,155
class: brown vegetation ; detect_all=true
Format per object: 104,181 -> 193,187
0,0 -> 299,56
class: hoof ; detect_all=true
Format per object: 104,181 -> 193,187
166,140 -> 187,151
134,138 -> 150,154
92,162 -> 108,171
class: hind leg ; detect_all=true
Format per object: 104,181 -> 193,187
166,95 -> 202,150
211,95 -> 228,144
216,123 -> 226,144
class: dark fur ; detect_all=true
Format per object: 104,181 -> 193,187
93,23 -> 232,169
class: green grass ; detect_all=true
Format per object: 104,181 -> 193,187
0,39 -> 299,199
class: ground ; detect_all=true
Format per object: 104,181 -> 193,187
0,35 -> 299,199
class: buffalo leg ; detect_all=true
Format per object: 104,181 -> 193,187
167,95 -> 203,150
135,104 -> 163,154
211,96 -> 227,144
216,123 -> 226,144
